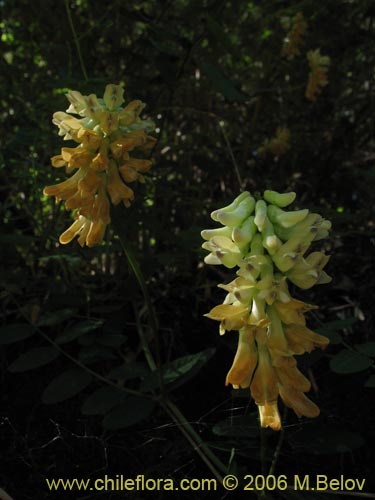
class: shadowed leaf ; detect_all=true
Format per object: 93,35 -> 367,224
42,368 -> 92,404
0,324 -> 36,344
103,397 -> 156,429
8,347 -> 60,372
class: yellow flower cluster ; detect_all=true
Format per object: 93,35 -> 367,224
281,12 -> 307,58
306,49 -> 330,102
258,127 -> 290,158
201,191 -> 331,430
44,84 -> 156,246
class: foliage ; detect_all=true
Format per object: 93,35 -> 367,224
1,0 -> 375,498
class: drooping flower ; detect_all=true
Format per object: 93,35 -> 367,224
281,12 -> 307,59
202,190 -> 331,429
306,49 -> 330,101
44,83 -> 155,247
258,127 -> 291,158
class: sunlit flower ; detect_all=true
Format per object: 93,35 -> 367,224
205,303 -> 249,335
251,342 -> 279,410
274,298 -> 317,325
202,190 -> 331,429
44,83 -> 155,246
258,402 -> 282,431
226,327 -> 258,388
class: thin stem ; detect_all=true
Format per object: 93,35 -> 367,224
166,400 -> 228,476
112,209 -> 228,481
64,0 -> 88,81
133,301 -> 157,371
0,488 -> 14,500
220,124 -> 243,189
9,296 -> 152,400
260,426 -> 268,477
162,401 -> 224,483
114,224 -> 164,396
268,407 -> 287,476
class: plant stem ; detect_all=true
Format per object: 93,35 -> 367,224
166,399 -> 227,476
64,0 -> 89,81
113,222 -> 164,394
163,401 -> 225,483
220,123 -> 243,190
268,407 -> 287,476
10,295 -> 151,400
112,209 -> 228,481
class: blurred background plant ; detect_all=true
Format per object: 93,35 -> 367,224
1,0 -> 375,499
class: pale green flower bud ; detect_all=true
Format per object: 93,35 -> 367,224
273,213 -> 322,241
254,200 -> 268,231
203,253 -> 222,265
264,190 -> 296,207
232,216 -> 257,248
210,191 -> 251,221
201,226 -> 232,241
249,233 -> 264,256
261,217 -> 282,255
214,196 -> 255,227
268,204 -> 309,228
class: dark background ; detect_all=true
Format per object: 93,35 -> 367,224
1,1 -> 375,499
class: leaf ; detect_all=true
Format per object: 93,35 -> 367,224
8,347 -> 60,372
365,374 -> 375,388
79,345 -> 117,363
355,341 -> 375,357
56,320 -> 103,344
213,414 -> 260,438
316,318 -> 356,345
141,348 -> 215,391
288,425 -> 365,454
42,368 -> 92,404
103,397 -> 156,430
330,349 -> 373,374
108,363 -> 148,381
316,328 -> 342,344
37,308 -> 75,327
0,323 -> 36,344
199,61 -> 247,101
97,334 -> 127,347
81,386 -> 127,415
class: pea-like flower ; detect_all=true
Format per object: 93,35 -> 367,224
44,83 -> 156,246
202,190 -> 331,430
306,49 -> 330,102
281,12 -> 307,59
